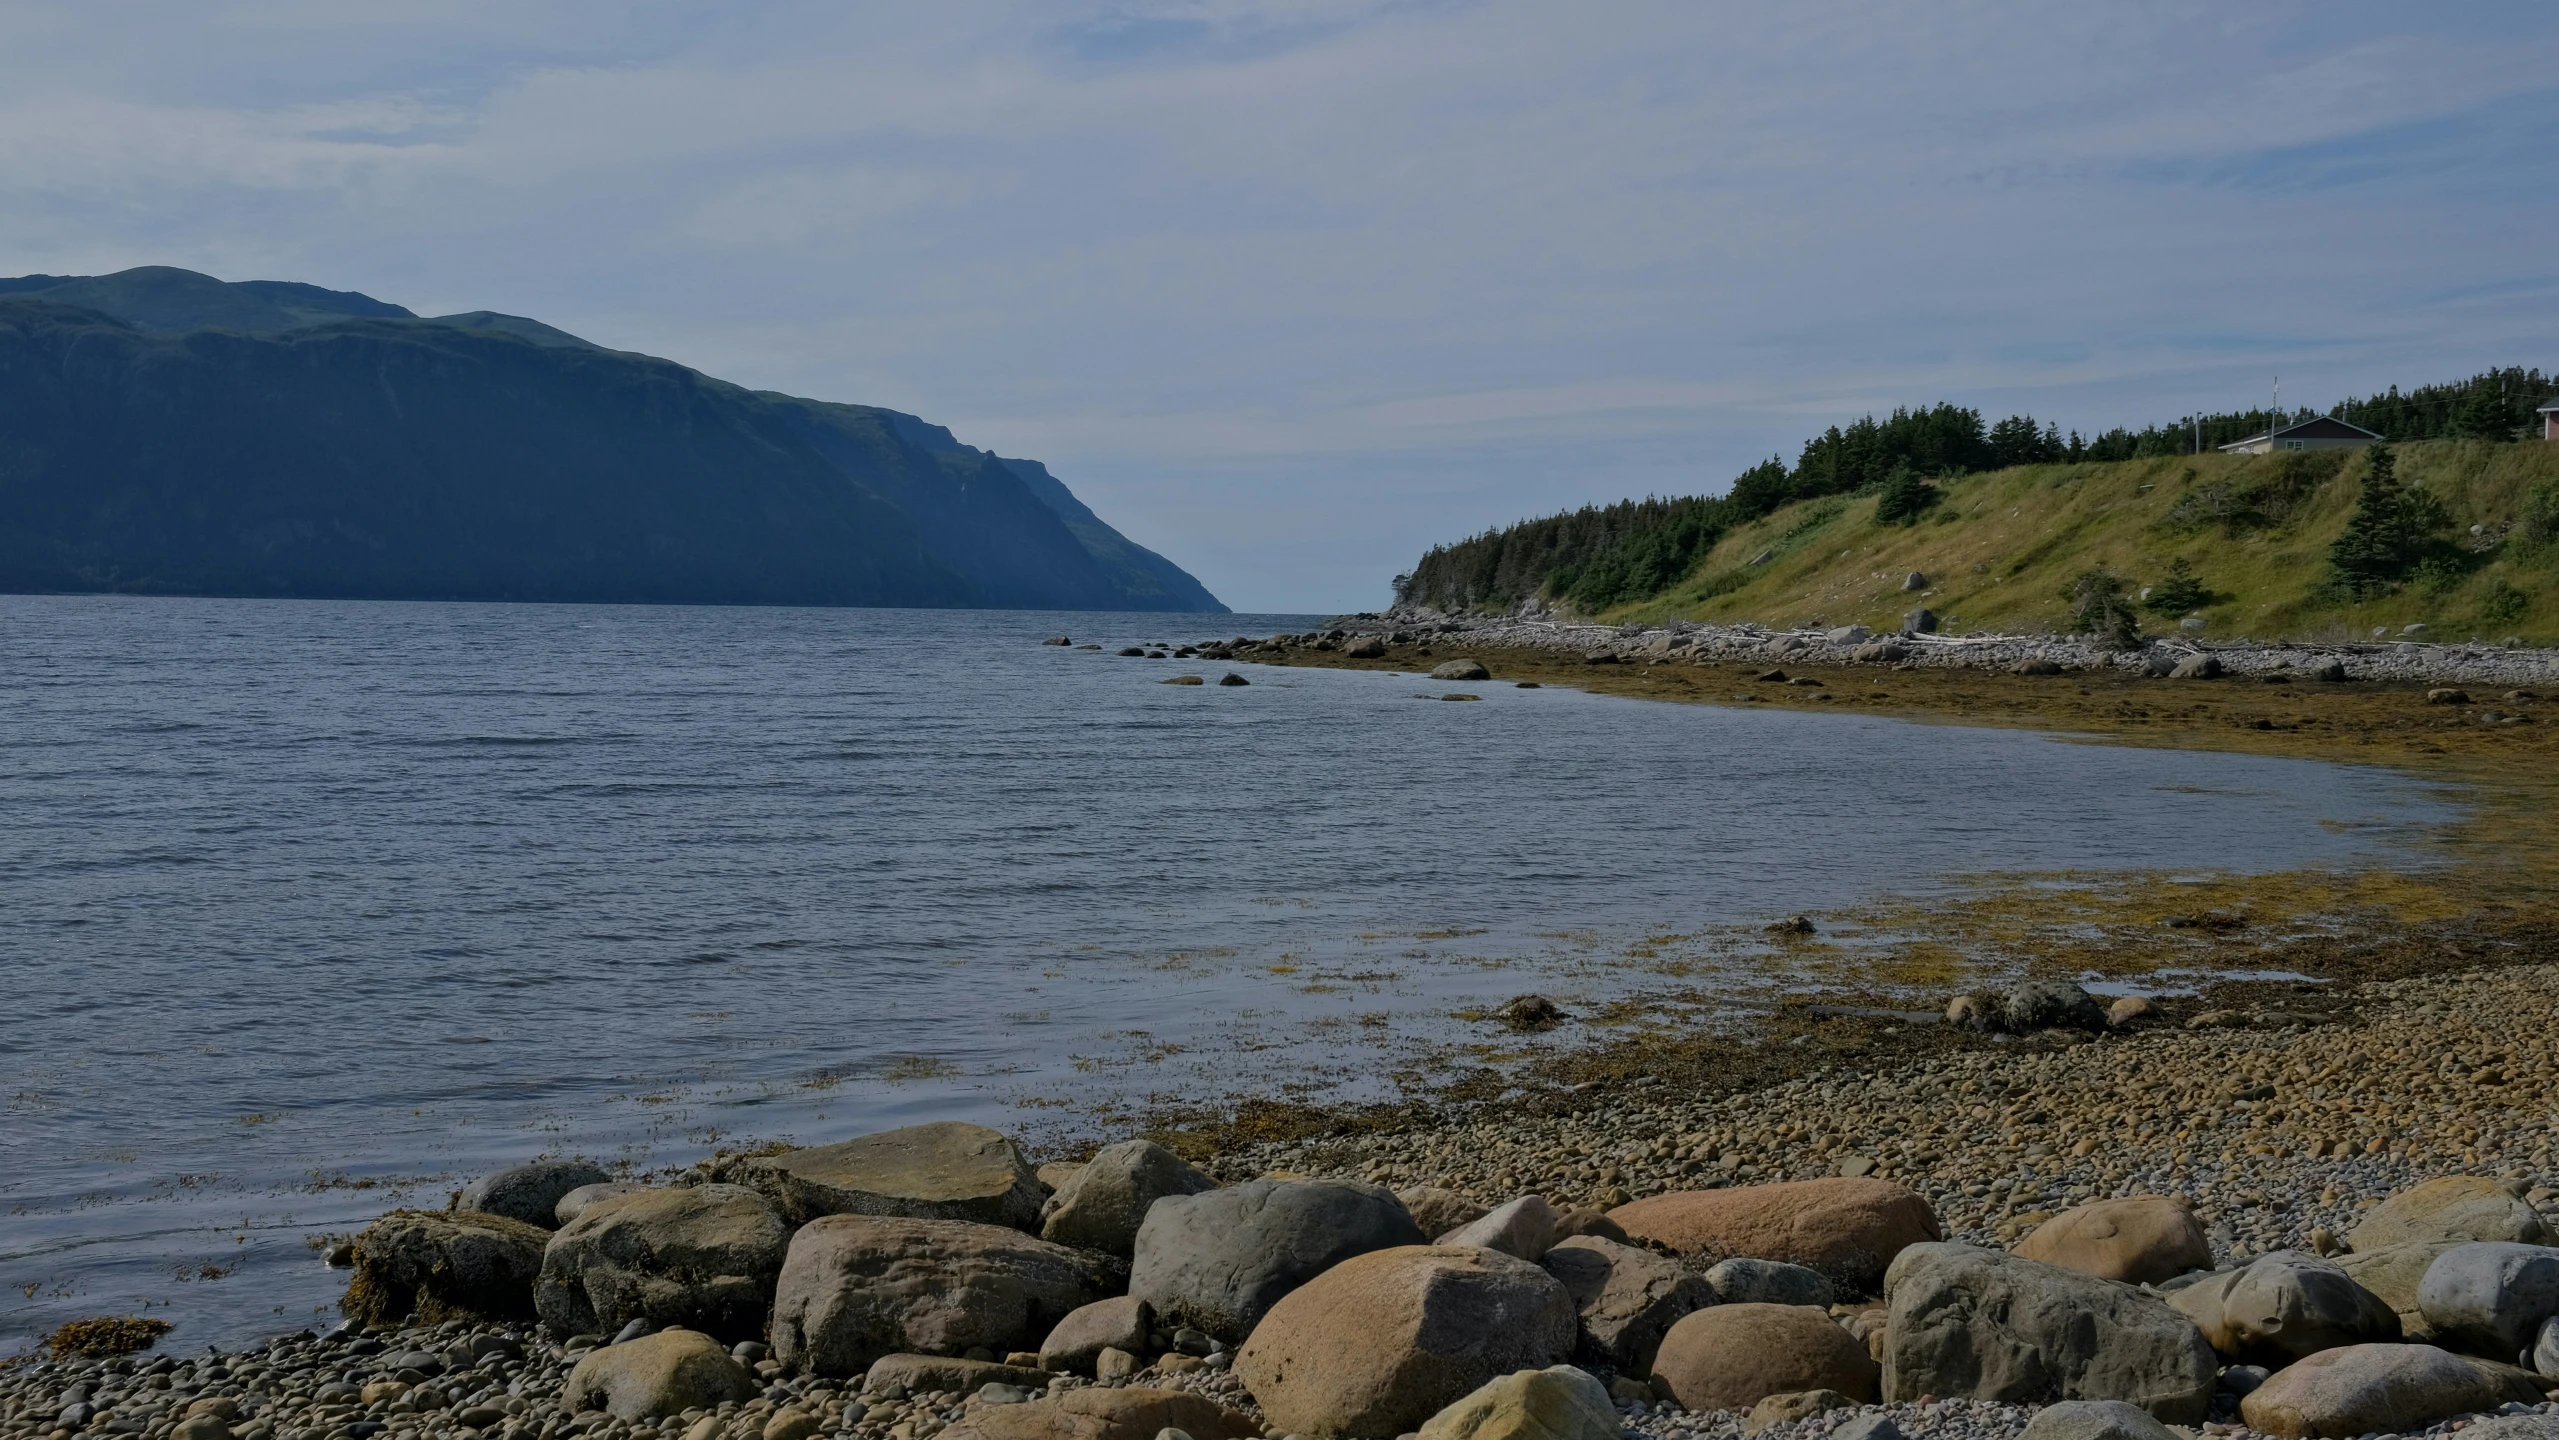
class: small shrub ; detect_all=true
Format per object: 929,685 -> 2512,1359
2482,579 -> 2530,625
2414,553 -> 2472,595
2516,483 -> 2559,551
1874,462 -> 1940,525
2063,568 -> 2142,650
2143,557 -> 2213,615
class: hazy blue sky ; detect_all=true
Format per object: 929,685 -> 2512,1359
3,3 -> 2553,611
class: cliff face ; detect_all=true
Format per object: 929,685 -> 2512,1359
0,269 -> 1225,612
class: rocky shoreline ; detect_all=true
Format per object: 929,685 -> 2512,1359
10,961 -> 2559,1440
1276,611 -> 2559,688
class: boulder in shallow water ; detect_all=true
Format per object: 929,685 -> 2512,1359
343,1209 -> 547,1326
730,1121 -> 1045,1230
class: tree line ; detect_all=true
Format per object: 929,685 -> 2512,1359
1394,367 -> 2553,614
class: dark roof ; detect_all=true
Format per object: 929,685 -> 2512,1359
2218,414 -> 2385,450
2539,397 -> 2559,413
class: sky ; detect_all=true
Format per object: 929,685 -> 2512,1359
2,3 -> 2554,613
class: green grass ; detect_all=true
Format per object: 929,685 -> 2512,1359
1620,440 -> 2559,644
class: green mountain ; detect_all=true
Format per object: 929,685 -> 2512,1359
0,267 -> 1224,611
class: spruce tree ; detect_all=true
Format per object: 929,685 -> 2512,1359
1873,461 -> 1938,525
2144,556 -> 2210,615
2327,445 -> 2418,596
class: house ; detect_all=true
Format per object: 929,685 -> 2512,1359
2217,415 -> 2385,455
2540,398 -> 2559,441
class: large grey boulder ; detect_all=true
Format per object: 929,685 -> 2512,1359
2418,1242 -> 2559,1358
1539,1235 -> 1715,1375
561,1328 -> 756,1420
342,1209 -> 548,1326
1037,1140 -> 1216,1257
534,1185 -> 790,1343
1430,659 -> 1492,682
2165,1252 -> 2400,1364
2014,1400 -> 2179,1440
729,1122 -> 1045,1230
1129,1178 -> 1426,1341
1881,1243 -> 2216,1422
1999,979 -> 2106,1033
461,1161 -> 611,1230
1705,1257 -> 1835,1308
769,1214 -> 1109,1377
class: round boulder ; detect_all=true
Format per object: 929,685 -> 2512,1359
2015,1196 -> 2211,1285
341,1209 -> 548,1327
730,1122 -> 1045,1230
1999,978 -> 2107,1032
940,1386 -> 1259,1440
1539,1235 -> 1715,1376
2240,1342 -> 2528,1439
1608,1177 -> 1942,1294
2350,1177 -> 2552,1255
460,1161 -> 611,1230
1038,1139 -> 1217,1258
557,1182 -> 648,1227
1234,1245 -> 1575,1440
1130,1178 -> 1426,1341
2417,1242 -> 2559,1358
562,1328 -> 756,1420
1416,1366 -> 1618,1440
2015,1400 -> 2179,1440
1647,1303 -> 1877,1413
1399,1187 -> 1490,1238
770,1214 -> 1109,1377
1430,659 -> 1492,682
534,1184 -> 790,1344
2164,1251 -> 2400,1364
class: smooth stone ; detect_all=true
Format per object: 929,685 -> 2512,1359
1398,1188 -> 1489,1239
2349,1177 -> 2550,1253
1831,1417 -> 1907,1440
556,1183 -> 649,1227
562,1329 -> 757,1421
460,1161 -> 611,1230
1437,1196 -> 1558,1262
1744,1390 -> 1854,1433
2014,1399 -> 2179,1440
1131,1178 -> 1426,1341
937,1386 -> 1259,1440
2014,1197 -> 2209,1286
1879,1243 -> 2216,1422
1540,1235 -> 1716,1376
1704,1258 -> 1834,1309
730,1121 -> 1046,1230
1648,1303 -> 1878,1413
858,1355 -> 1052,1397
2417,1242 -> 2559,1358
769,1214 -> 1108,1377
534,1184 -> 790,1344
2165,1251 -> 2400,1365
1414,1366 -> 1618,1440
2239,1342 -> 2535,1438
1039,1296 -> 1152,1376
1609,1177 -> 1943,1293
1235,1245 -> 1575,1440
1039,1140 -> 1218,1258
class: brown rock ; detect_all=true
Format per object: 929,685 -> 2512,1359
1539,1236 -> 1716,1376
1399,1187 -> 1490,1238
2165,1252 -> 2400,1364
2013,1197 -> 2209,1285
769,1214 -> 1108,1377
1648,1304 -> 1879,1413
1745,1390 -> 1855,1434
730,1122 -> 1045,1230
2348,1177 -> 2549,1253
1417,1367 -> 1620,1440
859,1354 -> 1050,1397
941,1386 -> 1260,1440
1038,1296 -> 1151,1375
534,1184 -> 791,1344
1551,1209 -> 1630,1244
1235,1244 -> 1575,1439
562,1328 -> 757,1420
2239,1342 -> 2526,1438
1609,1178 -> 1942,1293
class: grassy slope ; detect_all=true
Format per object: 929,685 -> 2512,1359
1619,439 -> 2559,644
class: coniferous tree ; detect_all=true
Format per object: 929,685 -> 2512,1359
2326,445 -> 2423,597
2064,569 -> 2142,649
1873,461 -> 1939,525
2144,556 -> 2210,614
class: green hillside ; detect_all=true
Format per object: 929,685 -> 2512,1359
1623,440 -> 2559,643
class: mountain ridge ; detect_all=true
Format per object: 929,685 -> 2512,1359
0,266 -> 1224,612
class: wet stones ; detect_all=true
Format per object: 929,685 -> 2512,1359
767,1215 -> 1108,1378
534,1184 -> 791,1344
729,1121 -> 1046,1230
341,1209 -> 549,1327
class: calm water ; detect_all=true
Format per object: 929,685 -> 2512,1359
0,597 -> 2457,1352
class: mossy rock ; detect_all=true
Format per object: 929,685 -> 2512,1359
342,1208 -> 548,1326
